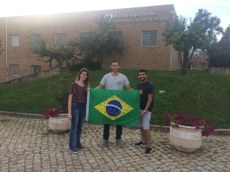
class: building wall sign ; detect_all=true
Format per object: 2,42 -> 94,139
104,11 -> 168,23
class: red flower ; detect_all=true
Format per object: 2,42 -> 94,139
164,112 -> 214,137
43,107 -> 66,119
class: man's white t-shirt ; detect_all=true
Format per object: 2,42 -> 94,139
100,73 -> 129,90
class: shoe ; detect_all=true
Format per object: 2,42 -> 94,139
135,141 -> 147,147
69,148 -> 79,153
145,147 -> 152,155
116,139 -> 123,148
77,145 -> 86,150
100,139 -> 109,148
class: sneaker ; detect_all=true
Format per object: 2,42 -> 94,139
100,139 -> 109,148
77,145 -> 86,150
69,148 -> 79,153
116,139 -> 124,148
135,141 -> 147,147
145,147 -> 152,155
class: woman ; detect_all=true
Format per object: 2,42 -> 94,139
68,68 -> 89,153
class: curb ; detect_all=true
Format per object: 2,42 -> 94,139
1,111 -> 229,136
0,111 -> 42,118
150,124 -> 230,136
213,129 -> 230,136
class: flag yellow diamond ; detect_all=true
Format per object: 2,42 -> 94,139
95,95 -> 133,120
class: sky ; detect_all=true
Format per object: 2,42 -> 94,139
0,0 -> 229,30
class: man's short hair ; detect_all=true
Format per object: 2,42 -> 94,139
111,59 -> 120,65
138,69 -> 148,74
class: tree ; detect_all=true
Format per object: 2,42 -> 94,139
218,26 -> 230,66
163,9 -> 223,73
32,40 -> 79,69
77,16 -> 124,67
163,16 -> 188,70
209,26 -> 230,67
207,42 -> 223,67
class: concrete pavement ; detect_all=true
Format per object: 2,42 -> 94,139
0,112 -> 229,172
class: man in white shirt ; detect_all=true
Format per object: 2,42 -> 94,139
97,59 -> 132,148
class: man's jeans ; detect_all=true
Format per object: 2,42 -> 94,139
103,124 -> 122,140
69,103 -> 86,150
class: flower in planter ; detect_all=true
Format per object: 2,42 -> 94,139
43,73 -> 72,120
43,107 -> 67,119
164,112 -> 214,137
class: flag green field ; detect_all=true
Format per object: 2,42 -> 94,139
86,88 -> 140,127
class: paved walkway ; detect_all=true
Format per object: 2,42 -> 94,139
0,113 -> 229,172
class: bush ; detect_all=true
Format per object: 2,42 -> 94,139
70,61 -> 102,71
49,73 -> 73,110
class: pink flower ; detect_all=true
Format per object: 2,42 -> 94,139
43,107 -> 67,119
164,112 -> 214,137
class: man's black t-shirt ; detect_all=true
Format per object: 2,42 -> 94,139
136,80 -> 154,112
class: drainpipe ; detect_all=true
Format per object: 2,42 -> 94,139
169,45 -> 173,71
5,17 -> 8,81
169,10 -> 176,71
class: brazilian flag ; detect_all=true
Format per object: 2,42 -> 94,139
86,88 -> 140,127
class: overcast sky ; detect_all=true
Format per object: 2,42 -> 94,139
0,0 -> 229,30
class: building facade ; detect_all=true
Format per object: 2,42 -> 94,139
0,4 -> 180,83
190,49 -> 209,70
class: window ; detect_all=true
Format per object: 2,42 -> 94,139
141,30 -> 157,47
31,65 -> 41,74
11,35 -> 20,47
10,64 -> 20,76
55,33 -> 65,48
31,34 -> 42,48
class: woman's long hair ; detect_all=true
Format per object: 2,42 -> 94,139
76,68 -> 89,88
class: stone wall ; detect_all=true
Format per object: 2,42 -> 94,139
0,66 -> 63,86
209,67 -> 230,75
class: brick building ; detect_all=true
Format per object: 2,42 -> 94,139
190,49 -> 209,70
0,4 -> 180,83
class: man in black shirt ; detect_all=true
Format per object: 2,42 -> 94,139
135,69 -> 154,154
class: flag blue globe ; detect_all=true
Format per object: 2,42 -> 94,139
106,100 -> 122,117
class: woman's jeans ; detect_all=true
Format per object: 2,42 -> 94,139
69,103 -> 86,150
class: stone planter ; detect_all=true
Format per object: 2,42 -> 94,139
48,114 -> 70,133
169,123 -> 202,152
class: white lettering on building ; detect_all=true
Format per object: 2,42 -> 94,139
104,11 -> 168,23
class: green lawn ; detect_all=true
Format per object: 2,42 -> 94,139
0,69 -> 229,129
